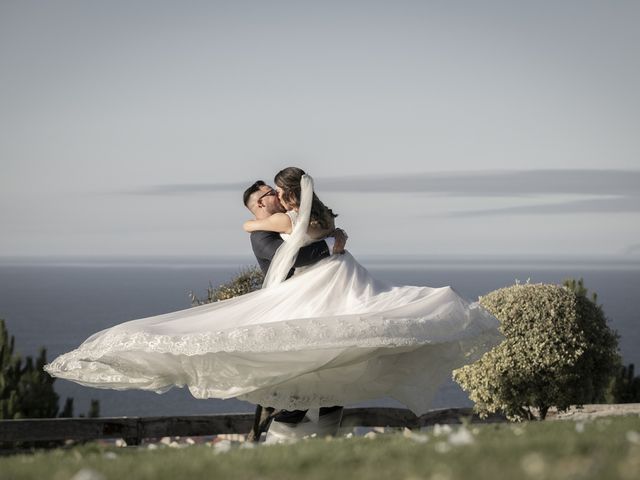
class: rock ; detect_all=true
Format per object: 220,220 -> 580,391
448,427 -> 474,446
70,468 -> 106,480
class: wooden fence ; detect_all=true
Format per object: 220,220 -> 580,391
0,407 -> 505,446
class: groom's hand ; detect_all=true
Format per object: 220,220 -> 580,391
332,228 -> 348,254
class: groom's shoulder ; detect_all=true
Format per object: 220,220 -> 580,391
250,230 -> 281,245
250,231 -> 283,259
250,230 -> 280,240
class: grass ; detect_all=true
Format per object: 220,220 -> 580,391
2,415 -> 640,480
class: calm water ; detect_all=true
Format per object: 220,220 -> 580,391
0,255 -> 638,417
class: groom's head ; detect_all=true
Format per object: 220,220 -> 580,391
243,180 -> 285,219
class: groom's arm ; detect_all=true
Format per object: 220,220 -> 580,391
295,239 -> 331,267
250,231 -> 330,274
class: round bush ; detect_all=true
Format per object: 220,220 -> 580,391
453,281 -> 620,421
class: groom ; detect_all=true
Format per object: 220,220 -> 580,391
243,180 -> 346,441
243,180 -> 347,274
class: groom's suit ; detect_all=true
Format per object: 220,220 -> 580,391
249,231 -> 343,436
250,230 -> 330,277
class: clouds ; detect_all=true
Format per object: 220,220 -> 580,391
450,196 -> 640,217
126,169 -> 640,217
123,182 -> 246,196
129,169 -> 640,196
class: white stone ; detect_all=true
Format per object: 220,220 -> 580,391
70,468 -> 106,480
403,428 -> 429,444
213,439 -> 232,454
433,424 -> 453,436
448,427 -> 474,446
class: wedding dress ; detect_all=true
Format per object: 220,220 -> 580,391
45,177 -> 503,415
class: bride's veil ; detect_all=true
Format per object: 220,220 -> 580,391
262,174 -> 314,288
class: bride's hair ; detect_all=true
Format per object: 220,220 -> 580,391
274,167 -> 338,230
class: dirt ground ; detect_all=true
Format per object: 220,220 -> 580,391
545,403 -> 640,421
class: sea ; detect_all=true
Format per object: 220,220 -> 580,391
0,254 -> 638,418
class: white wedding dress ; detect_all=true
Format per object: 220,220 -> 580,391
45,177 -> 503,415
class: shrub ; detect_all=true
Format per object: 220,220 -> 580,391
1,319 -> 62,419
453,279 -> 620,421
0,318 -> 99,420
189,266 -> 264,305
606,363 -> 640,403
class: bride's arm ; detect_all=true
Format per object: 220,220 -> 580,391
243,213 -> 293,234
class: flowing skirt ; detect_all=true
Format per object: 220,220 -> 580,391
44,253 -> 503,415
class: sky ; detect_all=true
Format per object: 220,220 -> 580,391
1,0 -> 639,257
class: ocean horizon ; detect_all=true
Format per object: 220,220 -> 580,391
2,253 -> 640,269
1,254 -> 638,417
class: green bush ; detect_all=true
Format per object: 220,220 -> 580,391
453,279 -> 620,421
189,266 -> 264,305
606,363 -> 640,403
1,319 -> 61,419
0,318 -> 99,420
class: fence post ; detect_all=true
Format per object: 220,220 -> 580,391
124,419 -> 142,446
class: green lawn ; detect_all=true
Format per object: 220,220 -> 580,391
2,415 -> 640,480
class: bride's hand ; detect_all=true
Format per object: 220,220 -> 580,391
331,228 -> 348,254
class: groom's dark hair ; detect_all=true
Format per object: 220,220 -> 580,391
243,180 -> 266,207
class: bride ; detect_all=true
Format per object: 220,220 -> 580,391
45,167 -> 503,416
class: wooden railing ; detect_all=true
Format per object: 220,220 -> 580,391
0,407 -> 505,446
